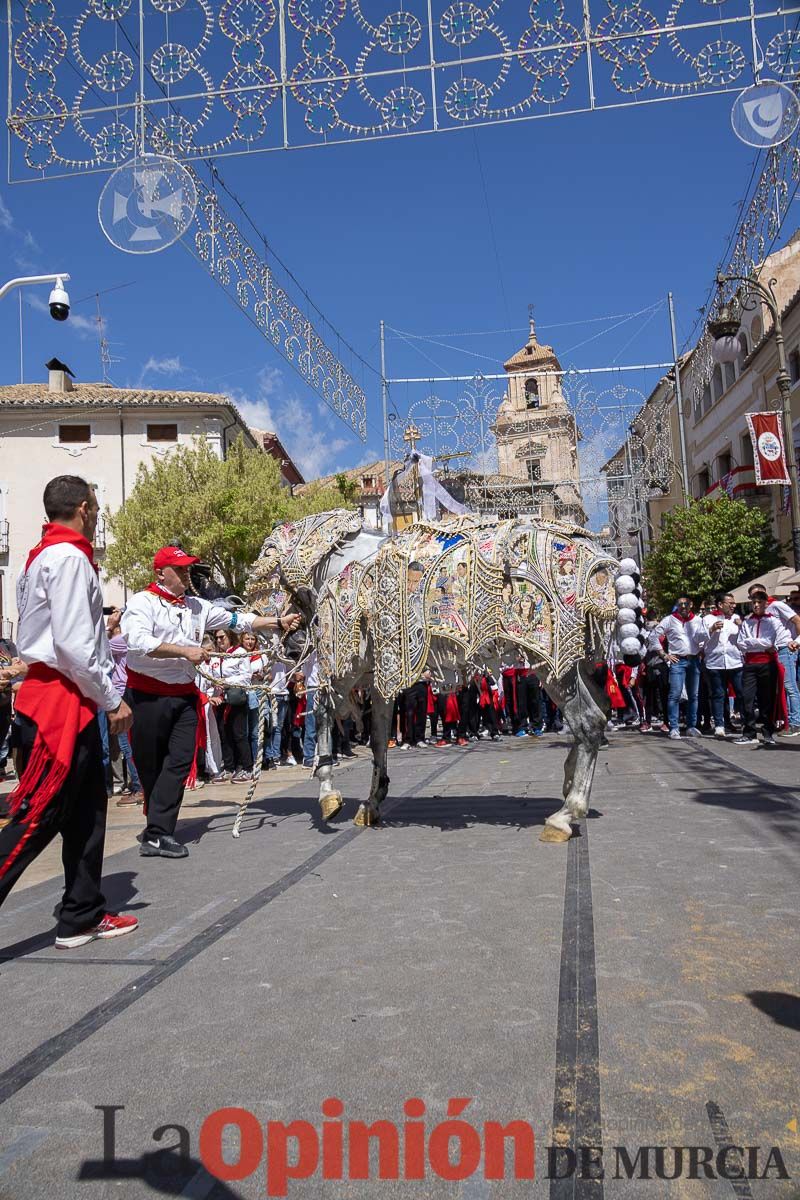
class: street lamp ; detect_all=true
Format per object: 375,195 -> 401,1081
710,272 -> 800,569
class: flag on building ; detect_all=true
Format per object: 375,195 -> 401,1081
746,412 -> 791,485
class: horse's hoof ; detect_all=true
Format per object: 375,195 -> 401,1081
354,804 -> 380,827
320,792 -> 343,821
539,824 -> 571,843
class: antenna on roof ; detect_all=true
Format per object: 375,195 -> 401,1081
94,292 -> 122,384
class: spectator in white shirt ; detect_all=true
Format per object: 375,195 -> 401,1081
748,582 -> 800,735
734,589 -> 782,745
702,593 -> 743,737
654,596 -> 708,739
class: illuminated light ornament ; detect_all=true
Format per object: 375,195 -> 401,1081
93,120 -> 136,162
732,80 -> 800,148
290,56 -> 349,105
25,0 -> 55,25
696,40 -> 745,85
11,92 -> 67,143
14,23 -> 67,71
219,0 -> 276,42
98,153 -> 198,254
302,27 -> 335,60
150,43 -> 194,85
24,139 -> 55,169
234,108 -> 268,142
519,20 -> 584,76
287,0 -> 346,33
380,86 -> 426,129
612,59 -> 648,93
440,2 -> 486,47
529,0 -> 564,24
221,64 -> 279,113
594,5 -> 659,64
304,100 -> 339,132
533,67 -> 571,104
93,49 -> 135,91
88,0 -> 131,18
766,31 -> 800,81
377,12 -> 422,55
444,77 -> 490,121
150,0 -> 189,12
24,67 -> 57,97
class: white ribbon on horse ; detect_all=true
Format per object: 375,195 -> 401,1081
379,452 -> 469,522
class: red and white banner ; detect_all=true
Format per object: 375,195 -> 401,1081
746,412 -> 791,485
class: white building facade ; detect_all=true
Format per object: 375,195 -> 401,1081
0,362 -> 258,634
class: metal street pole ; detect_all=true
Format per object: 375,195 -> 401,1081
714,274 -> 800,570
667,292 -> 691,501
380,319 -> 391,492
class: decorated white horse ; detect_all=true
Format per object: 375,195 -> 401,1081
246,510 -> 635,841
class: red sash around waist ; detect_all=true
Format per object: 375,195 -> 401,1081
127,667 -> 197,697
744,651 -> 776,665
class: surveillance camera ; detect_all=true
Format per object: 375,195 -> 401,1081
48,277 -> 70,322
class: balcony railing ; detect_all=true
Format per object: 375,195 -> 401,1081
0,520 -> 8,555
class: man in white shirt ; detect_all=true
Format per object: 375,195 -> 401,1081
0,475 -> 137,949
654,596 -> 708,739
734,589 -> 783,745
122,548 -> 300,858
749,582 -> 800,735
702,593 -> 743,737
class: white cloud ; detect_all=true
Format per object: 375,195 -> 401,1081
0,194 -> 13,232
141,355 -> 184,376
26,293 -> 102,341
230,365 -> 359,480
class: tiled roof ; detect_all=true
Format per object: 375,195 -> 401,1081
0,382 -> 243,411
297,458 -> 404,495
504,335 -> 561,372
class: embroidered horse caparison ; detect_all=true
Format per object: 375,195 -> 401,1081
246,510 -> 621,841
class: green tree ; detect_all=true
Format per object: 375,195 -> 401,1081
642,496 -> 782,613
104,436 -> 352,593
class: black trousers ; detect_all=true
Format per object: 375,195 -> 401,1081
218,704 -> 253,772
741,660 -> 778,737
644,659 -> 669,724
525,674 -> 543,728
0,713 -> 107,936
128,689 -> 197,839
456,684 -> 477,738
406,683 -> 428,744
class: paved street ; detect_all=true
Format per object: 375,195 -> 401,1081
0,731 -> 798,1198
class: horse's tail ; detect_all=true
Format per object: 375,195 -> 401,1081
613,557 -> 645,662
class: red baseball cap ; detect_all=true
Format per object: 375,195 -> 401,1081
153,546 -> 200,570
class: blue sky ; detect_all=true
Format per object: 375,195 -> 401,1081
0,76 -> 783,484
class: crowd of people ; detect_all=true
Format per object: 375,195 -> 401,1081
604,585 -> 800,745
0,471 -> 796,952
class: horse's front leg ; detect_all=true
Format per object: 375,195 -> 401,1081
540,662 -> 608,843
316,689 -> 344,821
355,693 -> 391,827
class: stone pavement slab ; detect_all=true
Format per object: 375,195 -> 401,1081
0,732 -> 797,1199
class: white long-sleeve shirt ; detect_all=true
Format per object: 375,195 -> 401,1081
654,613 -> 707,657
765,599 -> 799,649
209,647 -> 269,690
702,614 -> 743,670
122,591 -> 259,686
16,542 -> 120,712
735,613 -> 783,656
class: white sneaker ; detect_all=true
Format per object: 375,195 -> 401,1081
669,729 -> 681,740
714,726 -> 726,738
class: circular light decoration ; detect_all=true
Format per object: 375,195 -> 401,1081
443,76 -> 490,121
380,85 -> 426,128
440,2 -> 486,47
731,80 -> 800,147
98,153 -> 198,254
377,11 -> 422,54
766,31 -> 800,80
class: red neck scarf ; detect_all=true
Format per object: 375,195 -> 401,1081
2,525 -> 101,880
26,522 -> 98,575
147,582 -> 187,607
672,609 -> 694,624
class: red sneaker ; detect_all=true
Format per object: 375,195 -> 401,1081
435,739 -> 450,747
55,912 -> 139,950
456,737 -> 469,746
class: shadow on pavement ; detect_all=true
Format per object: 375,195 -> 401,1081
746,990 -> 800,1031
0,870 -> 147,960
78,1154 -> 242,1198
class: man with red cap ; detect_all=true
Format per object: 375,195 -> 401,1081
122,546 -> 300,858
